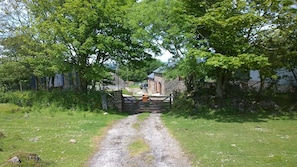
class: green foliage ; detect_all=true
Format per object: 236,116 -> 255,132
0,103 -> 20,113
0,91 -> 32,107
205,53 -> 270,70
187,0 -> 270,96
166,52 -> 211,92
118,58 -> 163,82
171,93 -> 194,112
0,90 -> 110,112
170,88 -> 297,118
1,0 -> 153,92
121,88 -> 132,95
0,60 -> 30,90
1,0 -> 297,96
0,30 -> 66,83
250,0 -> 297,77
128,0 -> 189,57
128,0 -> 279,96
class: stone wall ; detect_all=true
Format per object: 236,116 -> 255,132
154,73 -> 165,94
165,78 -> 186,95
148,79 -> 155,94
113,90 -> 123,112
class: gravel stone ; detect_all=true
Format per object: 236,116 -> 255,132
89,113 -> 191,167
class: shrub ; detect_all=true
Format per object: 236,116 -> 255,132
0,90 -> 108,112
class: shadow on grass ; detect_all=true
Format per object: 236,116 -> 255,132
163,99 -> 297,123
3,90 -> 297,122
161,86 -> 297,123
164,108 -> 297,123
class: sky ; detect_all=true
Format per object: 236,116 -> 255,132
155,49 -> 173,62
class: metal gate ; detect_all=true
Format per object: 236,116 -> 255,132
123,95 -> 172,114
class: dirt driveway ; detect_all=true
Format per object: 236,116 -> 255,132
89,113 -> 191,167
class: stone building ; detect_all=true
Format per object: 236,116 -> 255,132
147,66 -> 186,95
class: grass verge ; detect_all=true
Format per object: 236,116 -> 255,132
132,113 -> 150,130
162,110 -> 297,166
0,103 -> 20,113
122,88 -> 132,95
137,113 -> 150,122
0,104 -> 125,167
128,138 -> 150,157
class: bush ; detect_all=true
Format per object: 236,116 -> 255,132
0,90 -> 108,112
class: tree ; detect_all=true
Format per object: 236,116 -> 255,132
128,0 -> 190,58
117,58 -> 164,82
233,0 -> 297,93
0,0 -> 30,37
0,1 -> 30,90
181,0 -> 271,97
0,0 -> 66,90
125,0 -> 297,97
128,0 -> 210,93
0,31 -> 66,90
0,57 -> 30,91
26,0 -> 153,92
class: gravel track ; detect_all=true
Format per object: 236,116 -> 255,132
89,113 -> 191,167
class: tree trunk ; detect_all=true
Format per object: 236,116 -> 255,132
290,69 -> 297,93
258,72 -> 265,95
291,69 -> 297,83
216,70 -> 224,98
91,80 -> 96,91
19,81 -> 22,91
79,75 -> 88,92
77,54 -> 89,92
216,69 -> 229,98
35,76 -> 39,91
185,74 -> 194,93
51,76 -> 55,90
45,77 -> 49,90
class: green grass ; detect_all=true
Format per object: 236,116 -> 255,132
132,113 -> 150,130
128,84 -> 140,89
121,88 -> 132,95
137,113 -> 150,122
0,103 -> 20,113
0,90 -> 108,112
162,111 -> 297,166
0,104 -> 126,167
128,138 -> 150,157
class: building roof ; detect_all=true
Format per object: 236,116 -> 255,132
153,66 -> 166,74
148,73 -> 155,79
153,61 -> 176,74
148,61 -> 177,79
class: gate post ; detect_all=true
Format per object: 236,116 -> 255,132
114,90 -> 123,112
169,94 -> 172,109
101,93 -> 108,111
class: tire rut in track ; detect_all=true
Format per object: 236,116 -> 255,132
89,113 -> 191,167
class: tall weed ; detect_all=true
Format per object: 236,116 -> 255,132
0,90 -> 106,112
